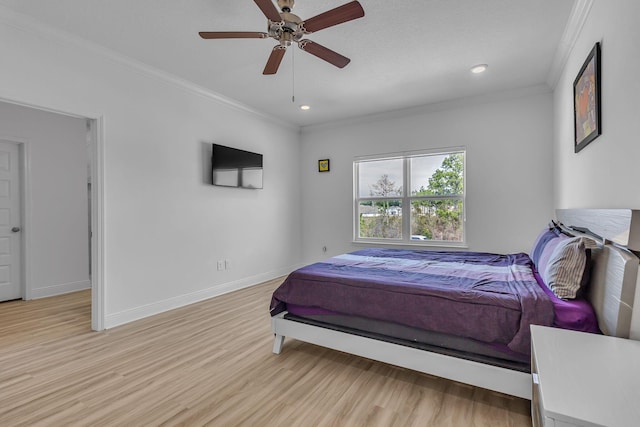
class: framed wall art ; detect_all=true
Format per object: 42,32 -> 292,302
318,159 -> 330,172
573,42 -> 601,153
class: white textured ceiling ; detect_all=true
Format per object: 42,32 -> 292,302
0,0 -> 576,127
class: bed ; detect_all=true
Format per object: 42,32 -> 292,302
270,209 -> 640,399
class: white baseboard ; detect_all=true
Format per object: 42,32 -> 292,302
30,280 -> 91,299
104,264 -> 303,329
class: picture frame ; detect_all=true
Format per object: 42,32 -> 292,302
573,42 -> 601,153
318,159 -> 330,172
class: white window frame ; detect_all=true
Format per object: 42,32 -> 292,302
353,147 -> 466,247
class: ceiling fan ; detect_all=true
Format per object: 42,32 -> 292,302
199,0 -> 365,75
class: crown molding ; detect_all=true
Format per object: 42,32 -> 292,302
301,84 -> 552,134
0,5 -> 298,131
546,0 -> 594,89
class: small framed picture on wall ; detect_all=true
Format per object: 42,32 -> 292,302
318,159 -> 330,172
573,42 -> 601,153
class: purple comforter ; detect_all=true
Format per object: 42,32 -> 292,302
270,248 -> 555,355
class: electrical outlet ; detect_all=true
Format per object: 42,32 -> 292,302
217,260 -> 225,271
225,259 -> 231,270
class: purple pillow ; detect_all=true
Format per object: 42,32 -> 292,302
530,227 -> 568,273
530,228 -> 556,265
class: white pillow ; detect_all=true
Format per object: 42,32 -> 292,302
542,237 -> 597,299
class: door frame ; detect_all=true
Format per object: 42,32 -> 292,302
89,117 -> 105,331
0,98 -> 105,331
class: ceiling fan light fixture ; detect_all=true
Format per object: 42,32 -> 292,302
280,31 -> 294,46
471,64 -> 488,74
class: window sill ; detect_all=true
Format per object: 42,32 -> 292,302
352,240 -> 468,250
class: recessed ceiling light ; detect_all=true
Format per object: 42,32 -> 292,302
300,105 -> 311,110
471,64 -> 488,74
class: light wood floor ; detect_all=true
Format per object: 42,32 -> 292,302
0,279 -> 532,426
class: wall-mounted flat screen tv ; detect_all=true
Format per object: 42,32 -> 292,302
211,144 -> 263,189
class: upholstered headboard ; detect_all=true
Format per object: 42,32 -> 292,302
556,209 -> 640,340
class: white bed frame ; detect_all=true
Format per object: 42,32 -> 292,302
271,209 -> 640,400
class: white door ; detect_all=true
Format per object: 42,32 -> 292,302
0,141 -> 22,301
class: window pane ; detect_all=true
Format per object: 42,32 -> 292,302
358,158 -> 403,198
411,199 -> 463,242
411,153 -> 464,196
359,200 -> 402,239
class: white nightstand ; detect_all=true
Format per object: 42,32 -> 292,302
530,325 -> 640,426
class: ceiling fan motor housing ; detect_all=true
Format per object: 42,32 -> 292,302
268,9 -> 303,46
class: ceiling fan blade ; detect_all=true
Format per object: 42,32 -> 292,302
263,46 -> 287,75
254,0 -> 283,22
199,31 -> 268,39
299,40 -> 350,68
301,1 -> 365,33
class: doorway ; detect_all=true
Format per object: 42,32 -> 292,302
0,99 -> 104,331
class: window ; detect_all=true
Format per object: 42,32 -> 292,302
354,149 -> 465,245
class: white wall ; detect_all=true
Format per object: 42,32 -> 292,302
0,102 -> 89,298
0,13 -> 302,327
300,88 -> 555,262
553,0 -> 640,208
